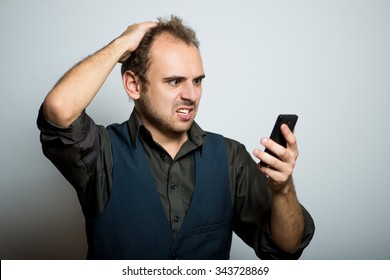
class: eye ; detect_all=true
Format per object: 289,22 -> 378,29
168,79 -> 182,86
193,77 -> 203,86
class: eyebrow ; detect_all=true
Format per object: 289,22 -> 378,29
196,74 -> 206,80
162,74 -> 206,82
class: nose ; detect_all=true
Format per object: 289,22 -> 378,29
180,81 -> 200,102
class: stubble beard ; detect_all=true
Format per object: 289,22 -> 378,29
138,93 -> 196,137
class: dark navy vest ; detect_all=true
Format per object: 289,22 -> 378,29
86,121 -> 233,259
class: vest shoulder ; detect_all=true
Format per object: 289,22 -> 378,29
204,131 -> 225,140
106,121 -> 127,130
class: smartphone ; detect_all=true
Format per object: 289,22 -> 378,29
259,114 -> 298,167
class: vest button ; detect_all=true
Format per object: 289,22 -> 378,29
174,216 -> 180,223
170,183 -> 177,190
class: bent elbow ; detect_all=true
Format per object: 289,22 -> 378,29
42,94 -> 78,128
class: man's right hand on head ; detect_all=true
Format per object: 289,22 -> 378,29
117,21 -> 157,63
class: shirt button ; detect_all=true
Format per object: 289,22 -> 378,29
174,216 -> 180,223
160,153 -> 167,158
170,183 -> 177,190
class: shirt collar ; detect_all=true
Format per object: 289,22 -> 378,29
127,108 -> 206,148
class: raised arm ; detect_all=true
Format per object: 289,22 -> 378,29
42,21 -> 156,127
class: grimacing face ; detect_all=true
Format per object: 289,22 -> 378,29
135,34 -> 205,140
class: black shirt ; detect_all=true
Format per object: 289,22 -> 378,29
37,106 -> 315,259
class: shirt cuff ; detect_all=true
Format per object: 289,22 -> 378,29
37,104 -> 91,145
257,204 -> 315,260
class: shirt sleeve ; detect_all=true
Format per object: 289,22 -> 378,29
225,138 -> 315,259
36,105 -> 112,218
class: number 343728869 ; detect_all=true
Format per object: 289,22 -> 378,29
215,266 -> 270,276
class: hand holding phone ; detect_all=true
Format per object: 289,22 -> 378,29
259,114 -> 298,167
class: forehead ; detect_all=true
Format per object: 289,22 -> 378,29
148,34 -> 203,76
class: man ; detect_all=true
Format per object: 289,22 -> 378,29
37,16 -> 314,259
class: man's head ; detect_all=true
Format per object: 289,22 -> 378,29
121,15 -> 200,92
122,16 -> 205,142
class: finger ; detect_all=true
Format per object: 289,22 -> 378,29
281,124 -> 297,150
258,139 -> 297,174
253,147 -> 279,168
254,147 -> 287,172
257,164 -> 292,186
280,124 -> 299,163
118,21 -> 157,63
260,137 -> 288,163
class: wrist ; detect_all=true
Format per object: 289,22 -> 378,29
108,36 -> 132,62
270,176 -> 295,196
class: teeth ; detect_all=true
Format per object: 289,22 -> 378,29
177,109 -> 189,115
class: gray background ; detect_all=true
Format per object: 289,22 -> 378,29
1,0 -> 389,259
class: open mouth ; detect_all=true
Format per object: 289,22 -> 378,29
176,107 -> 194,120
177,109 -> 190,115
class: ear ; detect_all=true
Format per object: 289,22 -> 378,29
122,70 -> 141,100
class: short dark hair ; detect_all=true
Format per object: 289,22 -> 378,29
121,15 -> 200,91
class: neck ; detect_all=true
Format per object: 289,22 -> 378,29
134,107 -> 190,158
151,129 -> 188,159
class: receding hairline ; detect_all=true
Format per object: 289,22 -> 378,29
145,32 -> 203,77
150,31 -> 200,50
